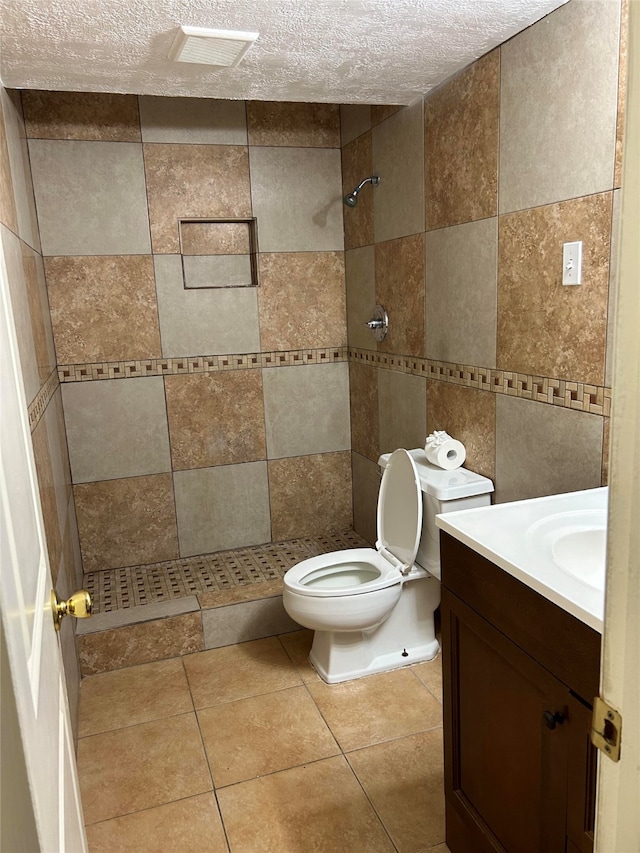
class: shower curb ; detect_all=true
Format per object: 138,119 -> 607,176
77,581 -> 300,676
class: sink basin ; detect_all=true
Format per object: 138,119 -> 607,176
525,509 -> 607,589
552,529 -> 607,587
435,487 -> 608,632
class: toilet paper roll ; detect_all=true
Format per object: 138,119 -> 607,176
424,430 -> 466,470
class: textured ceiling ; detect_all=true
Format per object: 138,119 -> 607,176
1,0 -> 567,104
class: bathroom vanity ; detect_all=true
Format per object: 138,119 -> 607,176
436,489 -> 606,853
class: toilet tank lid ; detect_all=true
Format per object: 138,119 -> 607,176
378,449 -> 494,501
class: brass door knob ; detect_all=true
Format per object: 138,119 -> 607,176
51,589 -> 92,631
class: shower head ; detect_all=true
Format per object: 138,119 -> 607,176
343,175 -> 380,208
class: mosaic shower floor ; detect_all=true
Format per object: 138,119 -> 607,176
84,530 -> 368,615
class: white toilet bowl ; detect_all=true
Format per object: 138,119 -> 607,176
282,548 -> 404,633
283,447 -> 495,684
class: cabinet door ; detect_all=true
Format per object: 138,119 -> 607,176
442,588 -> 570,853
566,695 -> 597,852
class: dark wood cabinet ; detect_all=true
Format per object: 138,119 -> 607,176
440,533 -> 600,853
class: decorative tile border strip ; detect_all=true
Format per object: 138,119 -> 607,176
27,368 -> 59,432
347,347 -> 612,417
58,346 -> 348,383
38,344 -> 611,422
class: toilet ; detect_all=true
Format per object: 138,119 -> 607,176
283,447 -> 494,683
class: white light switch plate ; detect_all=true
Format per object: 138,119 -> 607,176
563,241 -> 582,285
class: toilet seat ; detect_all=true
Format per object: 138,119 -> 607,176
284,449 -> 423,598
284,547 -> 402,597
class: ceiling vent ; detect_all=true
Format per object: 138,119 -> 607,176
169,26 -> 259,67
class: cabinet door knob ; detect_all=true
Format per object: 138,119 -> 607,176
543,710 -> 565,730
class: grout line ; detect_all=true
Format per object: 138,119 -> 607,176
341,721 -> 445,757
191,702 -> 219,801
77,704 -> 197,740
77,708 -> 197,743
212,752 -> 345,793
189,678 -> 310,715
82,789 -> 220,831
407,656 -> 444,702
210,787 -> 232,852
192,677 -> 307,712
138,127 -> 155,255
180,654 -> 196,714
343,753 -> 401,853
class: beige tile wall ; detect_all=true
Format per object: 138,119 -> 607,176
13,0 -> 626,581
498,0 -> 620,214
22,94 -> 353,570
0,86 -> 83,735
344,0 -> 625,538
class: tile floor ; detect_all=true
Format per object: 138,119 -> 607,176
77,630 -> 449,853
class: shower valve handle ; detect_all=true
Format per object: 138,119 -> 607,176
364,305 -> 389,342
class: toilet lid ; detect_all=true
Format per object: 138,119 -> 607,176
377,448 -> 423,570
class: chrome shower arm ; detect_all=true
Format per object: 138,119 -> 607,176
343,175 -> 380,207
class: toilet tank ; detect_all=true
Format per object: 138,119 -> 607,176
378,449 -> 494,579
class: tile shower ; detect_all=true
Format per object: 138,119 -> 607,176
25,96 -> 353,572
1,0 -> 627,759
22,94 -> 362,676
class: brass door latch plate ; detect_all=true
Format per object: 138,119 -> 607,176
591,696 -> 622,762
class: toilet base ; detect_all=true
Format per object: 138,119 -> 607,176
308,573 -> 440,684
310,634 -> 440,684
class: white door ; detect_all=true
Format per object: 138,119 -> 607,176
595,2 -> 640,848
0,247 -> 87,850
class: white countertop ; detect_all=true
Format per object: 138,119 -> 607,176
436,487 -> 608,633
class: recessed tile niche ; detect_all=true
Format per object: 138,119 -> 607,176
178,218 -> 258,289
